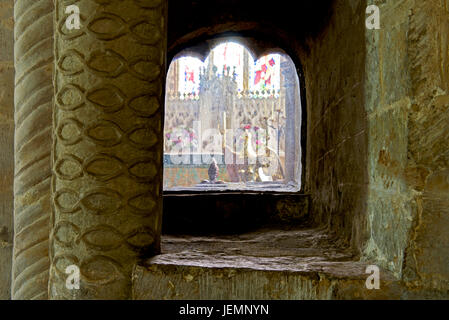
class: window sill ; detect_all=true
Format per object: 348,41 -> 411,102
133,227 -> 400,299
163,181 -> 301,193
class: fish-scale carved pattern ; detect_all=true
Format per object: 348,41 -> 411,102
50,0 -> 166,299
12,0 -> 54,300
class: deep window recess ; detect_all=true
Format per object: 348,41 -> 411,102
163,41 -> 302,192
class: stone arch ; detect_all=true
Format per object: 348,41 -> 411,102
167,35 -> 308,190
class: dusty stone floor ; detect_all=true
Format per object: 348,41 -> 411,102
155,228 -> 393,280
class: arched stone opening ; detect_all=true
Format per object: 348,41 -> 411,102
7,0 -> 449,300
163,40 -> 303,191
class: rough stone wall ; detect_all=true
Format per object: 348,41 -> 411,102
363,0 -> 415,277
0,0 -> 13,300
361,1 -> 449,295
402,0 -> 449,295
298,0 -> 369,250
295,0 -> 449,290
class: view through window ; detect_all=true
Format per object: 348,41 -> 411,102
164,41 -> 302,191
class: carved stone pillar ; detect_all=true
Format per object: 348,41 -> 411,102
50,0 -> 167,299
12,0 -> 54,300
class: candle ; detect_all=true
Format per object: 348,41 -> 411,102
223,111 -> 226,149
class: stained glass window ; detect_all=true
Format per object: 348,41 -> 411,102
250,54 -> 281,93
164,41 -> 301,191
177,56 -> 202,96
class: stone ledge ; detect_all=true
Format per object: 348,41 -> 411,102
132,228 -> 402,299
132,260 -> 402,300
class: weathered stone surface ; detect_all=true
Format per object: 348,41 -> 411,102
134,264 -> 403,300
49,0 -> 167,299
402,0 -> 449,293
11,0 -> 53,300
133,229 -> 401,300
161,228 -> 355,261
0,245 -> 12,299
295,0 -> 369,253
362,0 -> 416,279
0,0 -> 14,300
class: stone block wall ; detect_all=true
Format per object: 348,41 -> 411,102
402,0 -> 449,294
294,1 -> 449,294
363,0 -> 415,277
359,0 -> 449,295
304,0 -> 449,296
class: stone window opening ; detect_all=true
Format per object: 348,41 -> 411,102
163,39 -> 303,193
161,38 -> 308,237
157,39 -> 321,288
